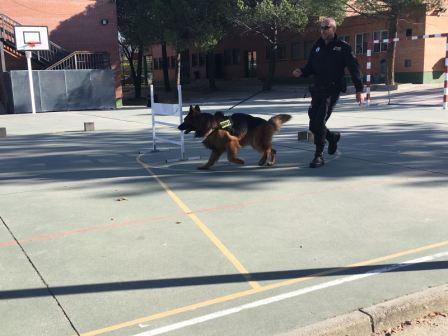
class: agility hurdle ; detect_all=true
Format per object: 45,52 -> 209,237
365,33 -> 448,109
150,84 -> 185,161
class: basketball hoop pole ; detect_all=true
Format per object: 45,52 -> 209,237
25,50 -> 37,114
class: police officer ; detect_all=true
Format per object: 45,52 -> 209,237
293,17 -> 364,168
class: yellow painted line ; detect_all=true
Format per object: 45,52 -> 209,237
81,238 -> 448,335
137,156 -> 261,290
80,287 -> 259,336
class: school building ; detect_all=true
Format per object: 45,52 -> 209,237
149,7 -> 448,86
0,0 -> 122,100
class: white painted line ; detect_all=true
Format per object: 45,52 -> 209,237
133,251 -> 448,336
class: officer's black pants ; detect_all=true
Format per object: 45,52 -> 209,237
308,86 -> 340,154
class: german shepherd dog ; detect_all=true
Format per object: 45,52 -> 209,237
178,105 -> 291,169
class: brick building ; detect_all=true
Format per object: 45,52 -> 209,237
0,0 -> 122,100
149,8 -> 448,86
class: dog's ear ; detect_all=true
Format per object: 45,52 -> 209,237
194,105 -> 201,113
189,105 -> 194,112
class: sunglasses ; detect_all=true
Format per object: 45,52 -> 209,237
320,25 -> 332,30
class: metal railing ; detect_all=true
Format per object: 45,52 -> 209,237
46,51 -> 111,70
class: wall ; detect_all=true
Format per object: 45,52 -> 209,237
423,13 -> 448,82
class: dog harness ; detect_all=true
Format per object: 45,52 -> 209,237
201,117 -> 234,142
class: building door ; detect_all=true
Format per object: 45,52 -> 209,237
245,51 -> 257,77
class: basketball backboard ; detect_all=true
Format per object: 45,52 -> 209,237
14,26 -> 49,51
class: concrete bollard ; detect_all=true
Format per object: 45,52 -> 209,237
84,122 -> 95,131
0,127 -> 6,138
297,130 -> 314,143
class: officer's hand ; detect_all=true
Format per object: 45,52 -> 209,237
356,92 -> 364,105
292,68 -> 302,77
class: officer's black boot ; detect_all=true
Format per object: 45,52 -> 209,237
327,132 -> 341,155
309,150 -> 325,168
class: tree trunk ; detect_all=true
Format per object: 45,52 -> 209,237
207,50 -> 216,90
161,41 -> 171,92
128,49 -> 137,88
263,27 -> 278,91
386,15 -> 399,86
264,45 -> 277,91
176,53 -> 181,86
134,44 -> 144,99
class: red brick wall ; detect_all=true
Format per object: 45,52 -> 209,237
0,0 -> 122,99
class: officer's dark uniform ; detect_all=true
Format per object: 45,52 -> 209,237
300,34 -> 363,165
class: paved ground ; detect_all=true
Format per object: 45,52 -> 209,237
0,83 -> 447,336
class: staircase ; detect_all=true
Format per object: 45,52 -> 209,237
0,13 -> 110,70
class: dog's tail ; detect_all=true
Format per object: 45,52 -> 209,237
269,114 -> 292,131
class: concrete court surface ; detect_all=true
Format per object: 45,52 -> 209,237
0,84 -> 447,336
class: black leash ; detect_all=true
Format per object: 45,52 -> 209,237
225,90 -> 263,111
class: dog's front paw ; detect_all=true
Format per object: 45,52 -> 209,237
197,165 -> 210,170
267,161 -> 274,166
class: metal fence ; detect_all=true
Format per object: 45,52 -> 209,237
2,69 -> 115,113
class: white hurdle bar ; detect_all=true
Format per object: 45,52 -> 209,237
365,33 -> 448,109
150,84 -> 185,159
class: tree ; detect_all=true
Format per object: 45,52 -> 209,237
117,0 -> 173,96
232,0 -> 346,90
165,0 -> 236,90
346,0 -> 446,85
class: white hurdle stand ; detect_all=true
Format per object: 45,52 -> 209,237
150,84 -> 185,162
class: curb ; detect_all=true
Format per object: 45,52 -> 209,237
283,284 -> 448,336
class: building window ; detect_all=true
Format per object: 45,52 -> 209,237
277,44 -> 286,60
356,32 -> 369,54
191,53 -> 197,67
224,49 -> 232,65
232,49 -> 240,65
339,35 -> 351,45
304,41 -> 314,59
291,42 -> 300,60
373,31 -> 388,52
266,46 -> 271,60
199,53 -> 205,67
153,58 -> 159,70
266,44 -> 287,60
404,59 -> 412,68
406,28 -> 413,37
